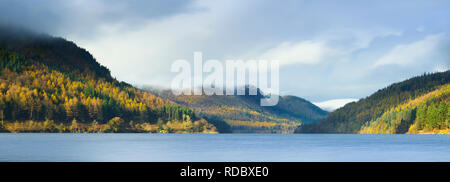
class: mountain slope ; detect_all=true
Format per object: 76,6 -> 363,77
0,26 -> 217,133
358,84 -> 449,134
0,25 -> 111,80
148,87 -> 328,133
297,71 -> 450,133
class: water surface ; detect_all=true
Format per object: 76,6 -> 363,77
0,133 -> 449,161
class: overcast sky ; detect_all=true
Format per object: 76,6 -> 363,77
1,0 -> 449,109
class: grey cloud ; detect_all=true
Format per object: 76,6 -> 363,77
0,0 -> 195,37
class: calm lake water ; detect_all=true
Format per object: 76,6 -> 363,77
0,133 -> 449,162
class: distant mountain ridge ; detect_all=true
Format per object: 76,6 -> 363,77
297,71 -> 450,133
147,86 -> 328,133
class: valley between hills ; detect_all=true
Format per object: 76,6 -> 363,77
0,26 -> 448,134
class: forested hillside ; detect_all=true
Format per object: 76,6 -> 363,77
148,87 -> 328,133
0,26 -> 217,133
297,71 -> 450,133
358,84 -> 449,134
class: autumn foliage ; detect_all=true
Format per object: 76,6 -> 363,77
0,31 -> 217,133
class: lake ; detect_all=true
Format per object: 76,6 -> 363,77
0,133 -> 449,162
